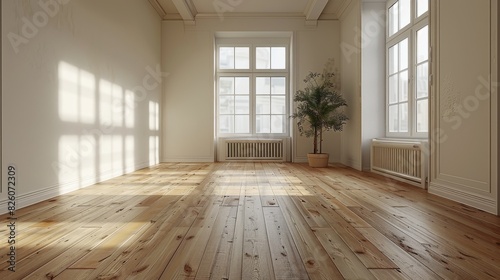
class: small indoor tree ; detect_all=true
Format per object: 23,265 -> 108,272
292,61 -> 348,167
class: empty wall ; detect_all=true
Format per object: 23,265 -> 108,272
1,0 -> 162,213
161,18 -> 342,163
361,2 -> 386,171
430,0 -> 498,214
340,0 -> 363,170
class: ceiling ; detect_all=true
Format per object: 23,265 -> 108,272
148,0 -> 355,24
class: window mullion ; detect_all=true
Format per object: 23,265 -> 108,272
251,73 -> 256,135
408,31 -> 415,137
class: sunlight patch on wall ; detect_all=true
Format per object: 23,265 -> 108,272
125,135 -> 135,171
125,90 -> 135,128
56,61 -> 148,189
149,101 -> 159,131
99,79 -> 124,127
58,62 -> 96,124
149,101 -> 160,165
149,136 -> 159,165
57,135 -> 96,186
99,135 -> 113,175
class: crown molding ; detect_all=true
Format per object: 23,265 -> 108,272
195,12 -> 306,20
305,0 -> 329,21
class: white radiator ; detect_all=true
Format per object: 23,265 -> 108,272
371,139 -> 428,188
219,138 -> 287,161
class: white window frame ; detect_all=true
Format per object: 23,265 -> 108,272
386,0 -> 429,138
216,38 -> 290,138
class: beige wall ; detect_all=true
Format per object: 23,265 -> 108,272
1,0 -> 162,213
361,2 -> 386,171
339,0 -> 386,172
430,0 -> 499,214
340,0 -> 363,170
495,1 -> 500,214
161,18 -> 342,163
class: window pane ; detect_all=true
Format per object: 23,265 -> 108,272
256,47 -> 271,69
219,47 -> 234,69
271,47 -> 286,69
416,62 -> 428,98
399,70 -> 409,102
400,0 -> 411,29
388,2 -> 399,36
417,26 -> 429,63
256,96 -> 270,114
256,115 -> 271,133
389,75 -> 398,104
219,77 -> 234,95
271,77 -> 286,95
235,96 -> 249,114
235,115 -> 250,133
235,47 -> 249,69
417,99 -> 428,132
417,0 -> 428,17
399,39 -> 408,70
389,45 -> 398,75
256,77 -> 270,94
271,96 -> 286,114
235,77 -> 249,95
389,105 -> 399,132
271,115 -> 285,133
219,96 -> 234,114
219,115 -> 234,133
399,103 -> 408,132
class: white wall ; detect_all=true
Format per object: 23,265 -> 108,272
340,0 -> 363,170
161,18 -> 341,163
429,0 -> 498,214
361,2 -> 386,171
339,0 -> 386,172
1,0 -> 162,213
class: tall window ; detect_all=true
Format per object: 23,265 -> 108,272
387,0 -> 429,138
217,40 -> 289,136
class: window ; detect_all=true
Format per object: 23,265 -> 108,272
386,0 -> 429,138
217,41 -> 289,136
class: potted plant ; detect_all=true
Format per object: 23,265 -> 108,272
292,61 -> 348,168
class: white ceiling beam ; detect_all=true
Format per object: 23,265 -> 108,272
334,0 -> 354,20
171,0 -> 197,24
148,0 -> 167,19
305,0 -> 329,22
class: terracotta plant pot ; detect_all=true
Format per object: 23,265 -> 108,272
307,153 -> 329,168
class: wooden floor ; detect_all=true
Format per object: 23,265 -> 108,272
0,163 -> 499,280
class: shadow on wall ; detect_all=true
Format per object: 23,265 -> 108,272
53,61 -> 160,192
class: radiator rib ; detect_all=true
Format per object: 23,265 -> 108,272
371,139 -> 428,189
222,139 -> 285,161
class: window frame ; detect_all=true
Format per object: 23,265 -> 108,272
386,0 -> 429,139
216,40 -> 290,138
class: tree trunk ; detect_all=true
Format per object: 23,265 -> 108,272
319,128 -> 323,154
313,127 -> 318,154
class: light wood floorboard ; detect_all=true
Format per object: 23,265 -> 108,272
0,162 -> 499,279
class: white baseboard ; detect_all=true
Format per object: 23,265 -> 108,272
342,159 -> 362,171
0,161 -> 151,215
293,156 -> 308,163
429,182 -> 498,215
161,157 -> 215,163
